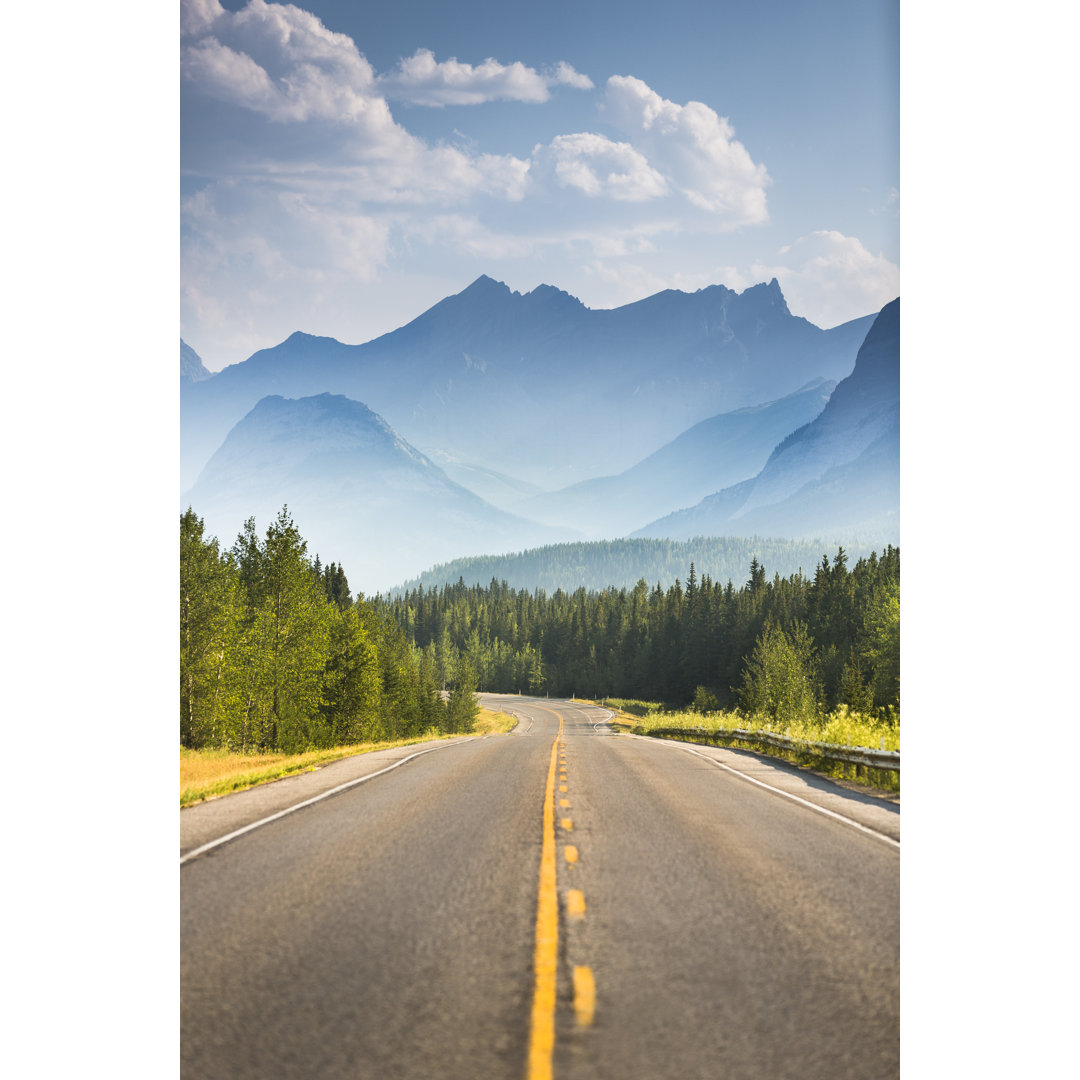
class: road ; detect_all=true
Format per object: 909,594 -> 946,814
181,697 -> 899,1079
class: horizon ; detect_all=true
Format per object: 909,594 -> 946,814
184,271 -> 891,372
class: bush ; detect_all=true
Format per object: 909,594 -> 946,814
738,620 -> 821,727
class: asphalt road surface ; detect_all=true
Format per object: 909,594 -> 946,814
181,697 -> 899,1079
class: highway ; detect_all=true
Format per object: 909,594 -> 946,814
181,697 -> 899,1079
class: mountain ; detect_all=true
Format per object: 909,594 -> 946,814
636,298 -> 899,544
180,339 -> 211,382
183,393 -> 577,593
516,378 -> 836,538
392,536 -> 884,595
419,449 -> 546,511
181,276 -> 876,491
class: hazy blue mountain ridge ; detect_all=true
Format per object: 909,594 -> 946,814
184,393 -> 578,591
180,339 -> 211,382
636,298 -> 899,543
391,535 -> 886,595
517,378 -> 836,537
180,276 -> 876,491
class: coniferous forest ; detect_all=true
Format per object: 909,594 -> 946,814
377,544 -> 899,715
181,505 -> 899,753
180,507 -> 477,753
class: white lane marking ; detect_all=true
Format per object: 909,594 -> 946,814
624,733 -> 900,851
180,740 -> 469,866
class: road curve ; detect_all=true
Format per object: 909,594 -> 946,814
181,697 -> 898,1079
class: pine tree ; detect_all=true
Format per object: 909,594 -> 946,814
235,506 -> 333,752
446,661 -> 480,733
180,509 -> 244,748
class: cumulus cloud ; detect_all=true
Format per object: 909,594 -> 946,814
180,0 -> 529,203
376,48 -> 593,106
182,0 -> 384,125
533,133 -> 667,201
552,61 -> 594,91
601,75 -> 769,224
753,231 -> 900,327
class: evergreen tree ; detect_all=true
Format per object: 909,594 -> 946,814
320,603 -> 380,744
233,506 -> 333,752
180,509 -> 244,748
446,661 -> 480,733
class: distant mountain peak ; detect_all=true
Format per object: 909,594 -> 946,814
735,277 -> 791,315
180,339 -> 211,382
283,330 -> 337,345
460,274 -> 512,297
523,282 -> 586,310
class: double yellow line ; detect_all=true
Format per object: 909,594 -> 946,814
527,718 -> 562,1080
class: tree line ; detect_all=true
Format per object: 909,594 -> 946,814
375,546 -> 900,723
182,506 -> 899,750
393,534 -> 889,595
180,507 -> 478,753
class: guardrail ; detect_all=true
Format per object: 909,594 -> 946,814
627,725 -> 900,772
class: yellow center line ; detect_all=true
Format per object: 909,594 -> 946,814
526,715 -> 562,1080
573,966 -> 596,1027
560,818 -> 573,831
564,845 -> 579,864
566,889 -> 586,918
559,798 -> 571,808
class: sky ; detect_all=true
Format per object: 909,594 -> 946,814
181,0 -> 899,369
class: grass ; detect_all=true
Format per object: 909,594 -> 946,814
593,698 -> 900,793
181,704 -> 519,807
474,707 -> 519,735
181,733 -> 456,808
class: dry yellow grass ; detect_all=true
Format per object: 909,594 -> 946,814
473,707 -> 518,735
180,734 -> 457,808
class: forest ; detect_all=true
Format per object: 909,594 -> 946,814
377,545 -> 900,720
393,534 -> 886,594
181,506 -> 899,754
180,507 -> 478,753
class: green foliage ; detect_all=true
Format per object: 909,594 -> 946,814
180,507 -> 447,753
862,578 -> 900,709
394,536 -> 886,595
180,508 -> 245,749
375,545 -> 899,715
692,685 -> 720,713
446,661 -> 480,734
181,507 -> 899,756
738,620 -> 821,726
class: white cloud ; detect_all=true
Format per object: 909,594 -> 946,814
601,75 -> 769,224
181,0 -> 529,204
400,215 -> 539,260
376,48 -> 593,106
182,177 -> 394,359
181,0 -> 224,38
533,133 -> 667,201
552,61 -> 594,91
182,0 -> 383,125
754,230 -> 900,327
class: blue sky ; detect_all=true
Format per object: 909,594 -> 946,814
182,0 -> 899,369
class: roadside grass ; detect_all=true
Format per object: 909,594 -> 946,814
474,707 -> 518,735
181,733 -> 455,808
592,698 -> 900,793
182,703 -> 518,807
